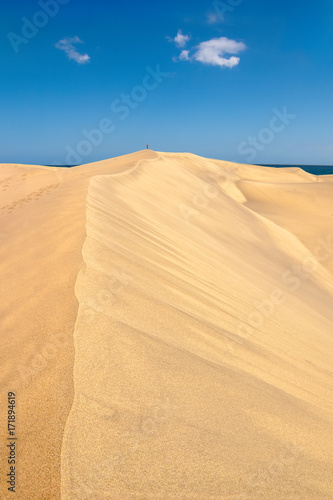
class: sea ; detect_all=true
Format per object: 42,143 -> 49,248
257,165 -> 333,176
49,164 -> 333,176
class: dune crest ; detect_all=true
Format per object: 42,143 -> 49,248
59,152 -> 333,499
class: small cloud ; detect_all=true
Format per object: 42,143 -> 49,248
55,36 -> 91,64
193,37 -> 246,68
179,50 -> 190,61
167,30 -> 191,48
174,36 -> 246,69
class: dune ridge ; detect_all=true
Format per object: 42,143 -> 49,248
1,151 -> 333,498
59,152 -> 333,499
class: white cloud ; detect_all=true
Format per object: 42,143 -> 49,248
194,37 -> 246,68
55,36 -> 91,64
179,50 -> 190,61
175,36 -> 246,69
168,30 -> 190,48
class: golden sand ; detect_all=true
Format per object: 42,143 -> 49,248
1,151 -> 333,499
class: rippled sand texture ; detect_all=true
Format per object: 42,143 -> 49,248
0,152 -> 154,500
60,152 -> 333,499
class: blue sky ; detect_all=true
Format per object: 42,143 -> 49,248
1,0 -> 333,165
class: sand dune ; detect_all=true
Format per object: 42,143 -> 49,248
1,151 -> 333,499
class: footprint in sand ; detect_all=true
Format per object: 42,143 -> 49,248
0,183 -> 60,215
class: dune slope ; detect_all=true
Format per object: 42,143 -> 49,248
1,151 -> 333,499
61,152 -> 333,499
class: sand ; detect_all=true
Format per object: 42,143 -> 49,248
0,150 -> 333,499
